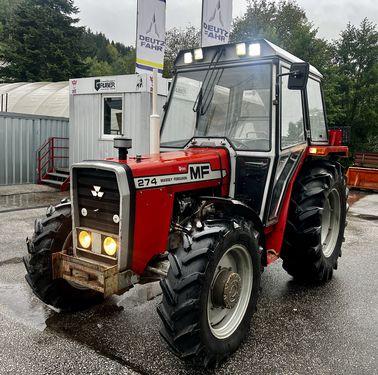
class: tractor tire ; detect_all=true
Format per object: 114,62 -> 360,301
23,201 -> 103,310
157,219 -> 261,367
281,159 -> 347,282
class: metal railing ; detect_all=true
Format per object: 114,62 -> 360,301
37,137 -> 69,183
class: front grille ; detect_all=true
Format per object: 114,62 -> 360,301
74,168 -> 120,234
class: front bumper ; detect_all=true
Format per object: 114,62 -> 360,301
52,252 -> 138,297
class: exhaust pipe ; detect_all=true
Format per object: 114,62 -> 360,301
150,68 -> 161,155
114,137 -> 132,160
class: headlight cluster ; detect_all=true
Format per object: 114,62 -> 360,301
78,230 -> 91,249
103,236 -> 117,256
236,42 -> 261,57
77,230 -> 118,258
184,48 -> 204,64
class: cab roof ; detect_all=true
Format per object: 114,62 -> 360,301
175,39 -> 322,78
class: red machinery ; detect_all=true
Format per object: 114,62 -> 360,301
24,40 -> 348,367
347,152 -> 378,191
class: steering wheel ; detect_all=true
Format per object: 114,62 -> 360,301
231,139 -> 253,150
231,138 -> 270,151
246,131 -> 269,139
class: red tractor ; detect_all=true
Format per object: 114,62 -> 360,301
24,39 -> 348,367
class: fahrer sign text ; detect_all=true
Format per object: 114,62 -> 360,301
201,0 -> 233,47
136,0 -> 166,75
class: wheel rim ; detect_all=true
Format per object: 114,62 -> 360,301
207,244 -> 253,340
321,188 -> 341,258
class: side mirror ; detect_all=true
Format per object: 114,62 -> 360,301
288,62 -> 310,90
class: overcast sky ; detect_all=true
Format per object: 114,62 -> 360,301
75,0 -> 378,46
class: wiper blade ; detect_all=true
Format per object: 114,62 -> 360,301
193,47 -> 225,114
201,68 -> 223,115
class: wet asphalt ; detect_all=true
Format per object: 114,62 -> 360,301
0,189 -> 377,374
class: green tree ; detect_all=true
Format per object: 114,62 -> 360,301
111,48 -> 135,75
0,0 -> 87,81
0,0 -> 23,29
331,19 -> 378,151
81,29 -> 135,77
231,0 -> 330,71
84,57 -> 113,77
164,26 -> 200,77
0,0 -> 23,53
84,45 -> 136,77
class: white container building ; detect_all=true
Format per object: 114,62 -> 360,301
69,74 -> 169,165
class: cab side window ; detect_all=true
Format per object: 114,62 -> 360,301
307,79 -> 327,142
281,68 -> 305,148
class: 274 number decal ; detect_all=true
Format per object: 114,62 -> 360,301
136,177 -> 157,188
134,163 -> 224,190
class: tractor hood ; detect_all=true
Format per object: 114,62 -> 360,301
107,148 -> 230,191
70,147 -> 231,276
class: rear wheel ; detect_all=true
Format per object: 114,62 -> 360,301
157,219 -> 261,367
281,160 -> 347,282
23,202 -> 103,310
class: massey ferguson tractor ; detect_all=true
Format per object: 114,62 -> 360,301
24,39 -> 348,367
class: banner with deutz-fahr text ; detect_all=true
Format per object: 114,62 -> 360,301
136,0 -> 166,75
201,0 -> 233,47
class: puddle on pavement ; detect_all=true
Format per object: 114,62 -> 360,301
0,279 -> 161,334
45,283 -> 162,337
43,287 -> 165,375
0,282 -> 56,330
0,191 -> 68,212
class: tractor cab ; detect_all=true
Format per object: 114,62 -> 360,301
161,39 -> 327,224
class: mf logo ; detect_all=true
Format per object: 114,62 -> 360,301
91,186 -> 104,198
189,164 -> 210,180
208,0 -> 224,27
146,13 -> 160,38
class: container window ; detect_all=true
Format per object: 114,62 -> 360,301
103,97 -> 123,136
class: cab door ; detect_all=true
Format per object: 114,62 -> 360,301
265,64 -> 307,225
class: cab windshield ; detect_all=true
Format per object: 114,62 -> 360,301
161,63 -> 272,151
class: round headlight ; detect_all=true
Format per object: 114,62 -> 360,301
103,237 -> 117,257
79,230 -> 91,249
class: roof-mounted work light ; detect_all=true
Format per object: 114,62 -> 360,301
249,43 -> 261,57
184,52 -> 193,64
194,48 -> 204,61
236,43 -> 247,56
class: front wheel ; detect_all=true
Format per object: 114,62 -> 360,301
23,202 -> 103,310
157,219 -> 261,367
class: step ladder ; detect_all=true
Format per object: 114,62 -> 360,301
40,168 -> 70,191
37,138 -> 70,191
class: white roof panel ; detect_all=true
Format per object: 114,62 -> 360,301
0,81 -> 69,118
264,40 -> 322,77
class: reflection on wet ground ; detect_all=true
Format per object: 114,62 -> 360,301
0,280 -> 56,331
0,191 -> 68,212
347,190 -> 367,206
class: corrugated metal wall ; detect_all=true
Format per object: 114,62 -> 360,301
70,92 -> 166,164
0,112 -> 69,185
